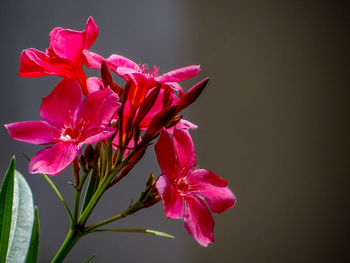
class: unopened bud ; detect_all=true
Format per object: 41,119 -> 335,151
142,195 -> 161,208
142,105 -> 177,142
133,125 -> 141,146
176,78 -> 209,114
146,173 -> 155,187
134,85 -> 161,126
119,80 -> 131,103
101,60 -> 114,88
80,155 -> 87,171
84,145 -> 96,165
162,85 -> 172,108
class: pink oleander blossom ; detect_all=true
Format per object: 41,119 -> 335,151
155,128 -> 235,246
83,51 -> 201,96
19,17 -> 98,95
6,78 -> 120,175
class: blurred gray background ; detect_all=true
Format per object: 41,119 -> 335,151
0,0 -> 349,262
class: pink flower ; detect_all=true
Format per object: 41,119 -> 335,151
83,51 -> 201,96
6,79 -> 120,175
155,129 -> 235,246
19,17 -> 98,95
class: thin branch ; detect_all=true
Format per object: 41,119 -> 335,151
86,228 -> 174,239
41,173 -> 73,222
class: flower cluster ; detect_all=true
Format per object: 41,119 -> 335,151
6,17 -> 235,247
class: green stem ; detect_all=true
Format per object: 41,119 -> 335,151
77,164 -> 124,226
78,147 -> 139,226
73,190 -> 81,222
51,228 -> 82,263
101,143 -> 107,179
84,200 -> 143,231
81,168 -> 99,214
41,174 -> 73,222
73,170 -> 90,222
106,138 -> 113,170
77,170 -> 90,191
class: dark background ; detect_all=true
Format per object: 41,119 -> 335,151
0,0 -> 349,262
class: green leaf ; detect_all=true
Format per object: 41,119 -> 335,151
25,207 -> 40,263
90,228 -> 175,238
83,254 -> 96,263
0,157 -> 15,262
143,229 -> 175,239
6,171 -> 35,263
0,159 -> 39,263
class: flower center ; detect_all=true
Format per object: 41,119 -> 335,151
61,127 -> 80,141
139,64 -> 159,78
175,171 -> 193,195
177,177 -> 189,192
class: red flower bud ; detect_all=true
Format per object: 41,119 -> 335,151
162,85 -> 172,108
134,85 -> 161,127
142,105 -> 177,142
101,60 -> 114,88
176,78 -> 209,114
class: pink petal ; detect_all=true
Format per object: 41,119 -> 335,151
84,16 -> 98,49
40,79 -> 82,128
18,49 -> 73,78
156,175 -> 185,219
155,129 -> 178,182
80,127 -> 116,145
126,74 -> 155,109
52,29 -> 85,62
183,196 -> 214,247
116,67 -> 139,77
177,119 -> 198,130
75,88 -> 120,130
29,142 -> 81,175
166,119 -> 198,134
18,49 -> 48,77
5,121 -> 60,145
82,50 -> 104,69
82,52 -> 139,73
74,65 -> 89,95
156,65 -> 201,82
189,169 -> 236,214
107,55 -> 139,72
87,77 -> 103,93
48,27 -> 63,53
173,128 -> 196,170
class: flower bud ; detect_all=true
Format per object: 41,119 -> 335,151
142,105 -> 177,142
101,60 -> 114,88
134,85 -> 161,127
146,173 -> 155,187
84,144 -> 100,168
133,125 -> 141,146
176,78 -> 209,114
119,80 -> 131,103
84,145 -> 95,165
162,85 -> 172,108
